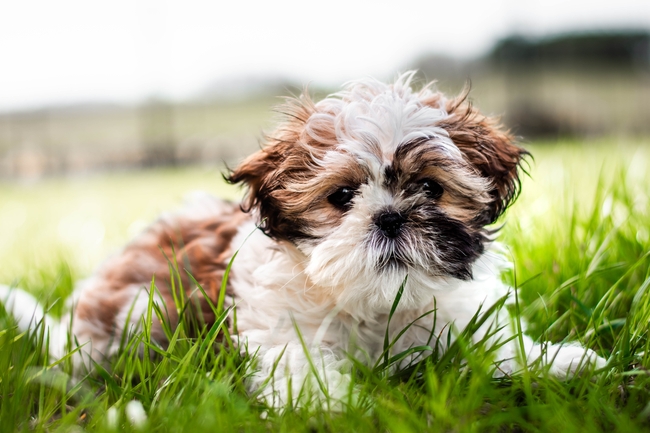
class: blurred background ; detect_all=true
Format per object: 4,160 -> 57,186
1,0 -> 650,288
1,0 -> 649,179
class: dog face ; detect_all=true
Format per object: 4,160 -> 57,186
228,73 -> 526,312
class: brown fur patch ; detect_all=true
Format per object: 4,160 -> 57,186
434,89 -> 528,225
227,94 -> 349,241
74,202 -> 248,341
386,138 -> 491,224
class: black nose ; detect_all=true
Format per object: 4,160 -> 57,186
376,211 -> 406,238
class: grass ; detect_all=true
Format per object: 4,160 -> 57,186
1,138 -> 650,432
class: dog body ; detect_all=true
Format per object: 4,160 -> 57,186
2,73 -> 605,407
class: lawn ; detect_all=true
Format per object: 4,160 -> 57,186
1,138 -> 650,432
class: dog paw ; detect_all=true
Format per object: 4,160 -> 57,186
545,344 -> 607,379
254,368 -> 361,411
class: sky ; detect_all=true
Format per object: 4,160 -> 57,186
1,0 -> 649,111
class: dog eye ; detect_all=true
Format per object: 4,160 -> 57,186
420,179 -> 443,199
328,187 -> 356,209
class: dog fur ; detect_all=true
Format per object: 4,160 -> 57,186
0,72 -> 605,407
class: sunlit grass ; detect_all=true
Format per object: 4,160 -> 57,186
1,138 -> 650,432
0,166 -> 238,304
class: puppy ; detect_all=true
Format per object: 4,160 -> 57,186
1,72 -> 605,407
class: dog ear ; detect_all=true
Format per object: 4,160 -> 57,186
225,94 -> 319,240
437,90 -> 528,225
225,146 -> 277,211
225,137 -> 295,239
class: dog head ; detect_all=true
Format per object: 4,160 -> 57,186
227,72 -> 526,312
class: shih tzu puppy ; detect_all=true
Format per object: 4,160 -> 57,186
1,72 -> 605,407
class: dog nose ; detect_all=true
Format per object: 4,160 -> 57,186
376,212 -> 406,238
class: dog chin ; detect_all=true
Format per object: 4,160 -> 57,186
302,241 -> 442,315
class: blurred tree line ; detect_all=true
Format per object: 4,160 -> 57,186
413,30 -> 650,139
0,31 -> 648,179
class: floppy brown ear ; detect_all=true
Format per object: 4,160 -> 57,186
226,145 -> 280,214
225,135 -> 299,239
225,94 -> 319,240
437,91 -> 528,225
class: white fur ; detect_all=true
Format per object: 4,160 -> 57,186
0,284 -> 68,360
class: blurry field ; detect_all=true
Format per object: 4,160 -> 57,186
2,137 -> 650,432
0,166 -> 239,300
